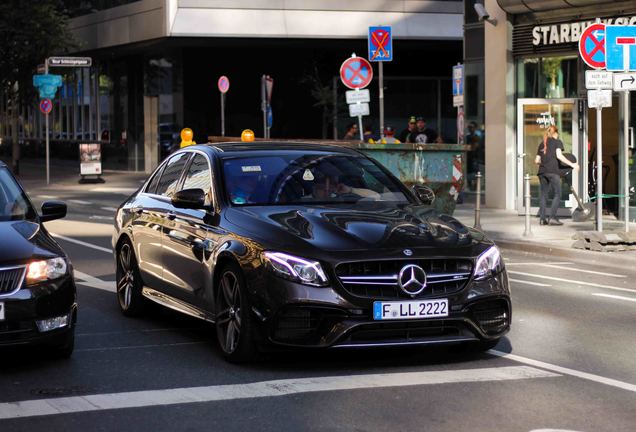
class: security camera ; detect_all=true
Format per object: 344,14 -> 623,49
474,3 -> 497,25
474,3 -> 489,21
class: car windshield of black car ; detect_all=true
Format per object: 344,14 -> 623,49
0,168 -> 37,221
221,152 -> 409,206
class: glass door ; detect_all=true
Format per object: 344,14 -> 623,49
516,99 -> 579,215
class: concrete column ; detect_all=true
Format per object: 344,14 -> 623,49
144,95 -> 159,174
484,0 -> 516,209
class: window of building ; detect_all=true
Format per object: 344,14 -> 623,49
517,56 -> 578,99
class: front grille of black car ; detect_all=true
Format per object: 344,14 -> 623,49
272,307 -> 347,345
0,266 -> 26,297
335,259 -> 473,299
471,299 -> 510,335
345,320 -> 462,344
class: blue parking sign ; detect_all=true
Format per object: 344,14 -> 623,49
368,26 -> 392,62
452,64 -> 464,96
605,26 -> 636,72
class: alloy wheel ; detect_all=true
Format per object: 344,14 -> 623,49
216,270 -> 242,354
117,243 -> 135,310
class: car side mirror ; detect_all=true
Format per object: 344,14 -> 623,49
40,201 -> 67,222
172,188 -> 206,209
412,184 -> 436,205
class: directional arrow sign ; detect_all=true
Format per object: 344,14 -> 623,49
613,73 -> 636,91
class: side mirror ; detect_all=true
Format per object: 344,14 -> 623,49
40,201 -> 67,222
412,184 -> 436,205
172,188 -> 206,209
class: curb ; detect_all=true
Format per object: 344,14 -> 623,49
493,238 -> 636,271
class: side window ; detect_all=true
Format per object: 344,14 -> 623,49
145,164 -> 165,194
182,154 -> 213,206
155,152 -> 190,197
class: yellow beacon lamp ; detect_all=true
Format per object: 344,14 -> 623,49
241,129 -> 255,142
180,128 -> 196,148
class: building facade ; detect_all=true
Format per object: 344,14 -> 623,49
484,0 -> 636,222
1,0 -> 465,173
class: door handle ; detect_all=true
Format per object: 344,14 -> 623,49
166,212 -> 177,220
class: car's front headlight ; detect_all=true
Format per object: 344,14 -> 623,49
473,246 -> 503,280
263,252 -> 328,287
26,257 -> 68,284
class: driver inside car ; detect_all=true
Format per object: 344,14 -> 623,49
311,174 -> 380,200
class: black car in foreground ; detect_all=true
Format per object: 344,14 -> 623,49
0,161 -> 77,357
113,142 -> 510,362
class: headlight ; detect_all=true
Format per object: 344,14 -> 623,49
26,257 -> 68,284
473,246 -> 503,280
263,252 -> 328,287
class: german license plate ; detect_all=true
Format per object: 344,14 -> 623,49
373,299 -> 448,320
0,302 -> 4,321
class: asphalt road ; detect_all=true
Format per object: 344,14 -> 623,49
1,187 -> 635,432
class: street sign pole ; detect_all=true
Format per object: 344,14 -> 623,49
597,107 -> 603,232
221,92 -> 226,137
624,88 -> 629,231
379,62 -> 384,139
356,89 -> 363,141
45,59 -> 50,185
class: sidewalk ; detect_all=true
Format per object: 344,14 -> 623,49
454,202 -> 636,270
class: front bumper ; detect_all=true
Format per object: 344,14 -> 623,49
0,274 -> 77,347
251,270 -> 511,349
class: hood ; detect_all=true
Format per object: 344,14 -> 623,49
224,203 -> 482,252
0,221 -> 62,264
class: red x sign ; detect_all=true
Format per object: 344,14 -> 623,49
579,23 -> 606,69
340,56 -> 373,90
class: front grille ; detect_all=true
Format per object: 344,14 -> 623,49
272,307 -> 346,345
343,320 -> 462,345
335,259 -> 473,299
471,300 -> 510,335
0,266 -> 26,296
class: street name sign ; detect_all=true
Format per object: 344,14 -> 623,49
585,70 -> 613,89
349,103 -> 370,117
48,57 -> 92,67
346,89 -> 370,104
588,89 -> 613,108
613,72 -> 636,91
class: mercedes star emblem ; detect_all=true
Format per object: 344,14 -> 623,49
403,249 -> 413,256
397,264 -> 427,296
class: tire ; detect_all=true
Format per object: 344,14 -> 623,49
116,241 -> 146,317
215,262 -> 256,363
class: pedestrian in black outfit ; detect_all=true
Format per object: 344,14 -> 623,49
534,125 -> 579,225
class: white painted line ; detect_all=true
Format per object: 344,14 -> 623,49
36,195 -> 60,200
50,233 -> 112,254
539,264 -> 626,278
509,278 -> 552,287
101,207 -> 118,212
490,350 -> 636,394
507,271 -> 636,294
90,187 -> 138,195
506,262 -> 572,266
0,366 -> 557,419
74,271 -> 115,292
68,199 -> 92,205
591,293 -> 636,303
89,215 -> 114,221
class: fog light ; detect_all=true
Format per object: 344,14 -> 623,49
36,314 -> 69,332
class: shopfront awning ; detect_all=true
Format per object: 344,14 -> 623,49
496,0 -> 617,15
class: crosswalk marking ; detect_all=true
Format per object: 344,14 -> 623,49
0,366 -> 558,420
509,278 -> 552,287
539,264 -> 626,278
507,271 -> 636,294
591,293 -> 636,303
74,271 -> 115,292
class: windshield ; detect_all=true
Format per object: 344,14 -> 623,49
221,152 -> 410,206
0,168 -> 37,221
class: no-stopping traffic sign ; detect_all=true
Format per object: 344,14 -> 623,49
340,56 -> 373,90
39,98 -> 52,115
579,23 -> 607,69
218,76 -> 230,93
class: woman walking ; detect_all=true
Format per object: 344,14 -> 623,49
535,125 -> 579,225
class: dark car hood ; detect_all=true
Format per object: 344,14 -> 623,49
0,221 -> 62,264
224,203 -> 483,252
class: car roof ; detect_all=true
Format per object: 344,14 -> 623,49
203,141 -> 361,156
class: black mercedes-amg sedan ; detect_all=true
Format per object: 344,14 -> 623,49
113,142 -> 510,362
0,161 -> 77,357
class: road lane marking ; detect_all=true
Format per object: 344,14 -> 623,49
50,233 -> 112,254
505,262 -> 572,266
89,215 -> 114,221
591,293 -> 636,303
90,187 -> 138,194
0,366 -> 557,419
490,350 -> 636,394
101,207 -> 118,212
68,199 -> 93,205
509,278 -> 552,287
507,271 -> 636,294
74,271 -> 115,292
539,264 -> 626,278
36,195 -> 60,200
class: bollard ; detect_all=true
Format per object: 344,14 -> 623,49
523,173 -> 532,237
474,171 -> 482,230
